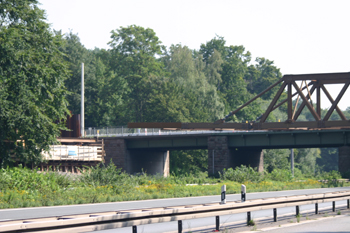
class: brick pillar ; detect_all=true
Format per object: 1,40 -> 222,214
339,146 -> 350,174
104,138 -> 129,171
208,136 -> 232,176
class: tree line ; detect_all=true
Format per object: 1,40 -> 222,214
1,0 -> 349,175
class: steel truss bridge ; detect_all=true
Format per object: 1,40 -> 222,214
128,72 -> 350,131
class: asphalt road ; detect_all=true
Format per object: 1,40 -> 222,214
258,214 -> 350,233
93,200 -> 349,233
0,186 -> 349,229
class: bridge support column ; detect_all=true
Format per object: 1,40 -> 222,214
231,148 -> 264,172
104,138 -> 169,177
208,136 -> 233,176
104,138 -> 129,170
339,146 -> 350,174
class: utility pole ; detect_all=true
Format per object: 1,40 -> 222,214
81,63 -> 84,137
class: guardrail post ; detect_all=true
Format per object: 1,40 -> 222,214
221,185 -> 226,204
178,220 -> 182,233
315,203 -> 318,214
216,216 -> 220,231
241,184 -> 246,202
296,205 -> 300,216
273,208 -> 277,222
132,225 -> 137,233
247,211 -> 251,225
348,199 -> 350,209
332,201 -> 335,212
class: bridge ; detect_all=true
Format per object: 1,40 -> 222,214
101,128 -> 350,176
61,72 -> 350,176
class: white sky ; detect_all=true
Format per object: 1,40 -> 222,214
39,0 -> 350,110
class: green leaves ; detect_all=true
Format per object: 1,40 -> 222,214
0,0 -> 69,165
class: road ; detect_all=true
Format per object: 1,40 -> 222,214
1,187 -> 349,232
0,187 -> 349,221
254,214 -> 350,233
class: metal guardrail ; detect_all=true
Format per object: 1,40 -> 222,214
1,190 -> 350,232
84,126 -> 239,137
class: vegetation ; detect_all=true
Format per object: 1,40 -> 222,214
0,0 -> 70,165
0,164 -> 348,209
0,1 -> 349,180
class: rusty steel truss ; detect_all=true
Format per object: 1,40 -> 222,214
128,72 -> 350,131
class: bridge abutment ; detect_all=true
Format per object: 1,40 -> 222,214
208,136 -> 264,175
104,138 -> 169,177
338,146 -> 350,174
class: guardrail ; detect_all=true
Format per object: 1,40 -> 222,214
1,190 -> 350,232
83,126 -> 238,137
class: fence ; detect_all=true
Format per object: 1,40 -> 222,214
84,126 -> 237,137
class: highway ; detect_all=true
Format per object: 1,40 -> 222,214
1,187 -> 350,232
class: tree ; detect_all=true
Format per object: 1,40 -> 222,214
0,0 -> 70,165
109,25 -> 165,122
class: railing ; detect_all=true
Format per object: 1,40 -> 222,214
84,126 -> 237,137
1,190 -> 350,232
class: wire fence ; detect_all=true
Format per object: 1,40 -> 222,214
83,126 -> 236,137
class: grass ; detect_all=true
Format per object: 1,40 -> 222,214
296,213 -> 301,223
247,219 -> 255,226
0,164 -> 349,209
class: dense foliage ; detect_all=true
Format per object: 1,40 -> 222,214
0,165 -> 346,209
0,0 -> 69,165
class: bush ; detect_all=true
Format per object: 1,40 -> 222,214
79,160 -> 128,187
219,165 -> 263,183
266,169 -> 293,182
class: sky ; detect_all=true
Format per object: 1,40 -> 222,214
39,0 -> 350,110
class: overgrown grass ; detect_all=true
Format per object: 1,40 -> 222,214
0,164 -> 348,209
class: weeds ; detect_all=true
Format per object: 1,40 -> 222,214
296,213 -> 301,223
337,210 -> 341,215
247,219 -> 255,226
0,164 -> 349,209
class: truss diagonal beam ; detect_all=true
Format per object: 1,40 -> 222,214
221,79 -> 283,122
292,81 -> 320,121
271,83 -> 313,112
260,82 -> 287,123
323,81 -> 350,121
320,84 -> 347,121
293,85 -> 316,121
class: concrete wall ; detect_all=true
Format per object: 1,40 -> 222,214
104,138 -> 169,176
339,146 -> 350,174
128,150 -> 169,177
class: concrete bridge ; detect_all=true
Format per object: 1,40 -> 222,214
102,129 -> 350,176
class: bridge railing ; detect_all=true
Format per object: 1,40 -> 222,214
83,126 -> 236,137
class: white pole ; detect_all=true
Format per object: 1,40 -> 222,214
81,63 -> 84,137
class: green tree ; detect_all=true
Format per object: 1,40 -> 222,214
0,0 -> 70,165
264,149 -> 290,172
109,25 -> 165,123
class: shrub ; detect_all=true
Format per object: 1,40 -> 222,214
219,165 -> 263,183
